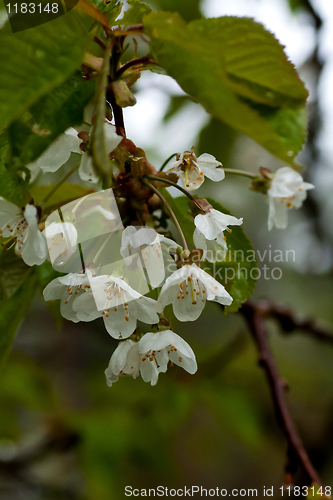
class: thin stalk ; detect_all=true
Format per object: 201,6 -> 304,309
40,162 -> 81,206
116,56 -> 157,78
159,153 -> 178,171
223,168 -> 257,179
141,178 -> 188,252
143,175 -> 202,210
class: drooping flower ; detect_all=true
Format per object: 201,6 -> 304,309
158,264 -> 232,321
193,228 -> 227,263
27,123 -> 122,184
120,226 -> 179,287
43,273 -> 93,323
194,209 -> 243,241
0,198 -> 47,266
139,330 -> 197,377
43,222 -> 78,266
105,329 -> 197,387
72,273 -> 160,339
267,166 -> 315,230
105,340 -> 144,386
27,127 -> 82,175
167,150 -> 224,191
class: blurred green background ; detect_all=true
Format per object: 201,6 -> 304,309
1,0 -> 333,498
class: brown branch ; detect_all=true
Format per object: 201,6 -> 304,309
241,301 -> 322,486
253,299 -> 333,344
116,56 -> 158,78
107,91 -> 126,138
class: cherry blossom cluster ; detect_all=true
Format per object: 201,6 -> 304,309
0,124 -> 314,387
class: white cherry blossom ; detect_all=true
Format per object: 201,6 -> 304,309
267,166 -> 314,230
139,330 -> 197,377
27,123 -> 122,183
0,198 -> 47,266
193,228 -> 227,263
43,222 -> 78,266
194,209 -> 243,241
27,127 -> 82,175
158,264 -> 232,321
105,329 -> 197,387
72,273 -> 160,339
105,340 -> 144,386
43,273 -> 93,323
167,150 -> 224,191
120,226 -> 178,287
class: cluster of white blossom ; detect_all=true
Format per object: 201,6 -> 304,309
0,128 -> 314,387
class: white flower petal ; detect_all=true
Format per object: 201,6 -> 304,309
43,222 -> 78,266
43,277 -> 67,301
79,153 -> 100,183
194,209 -> 243,240
197,153 -> 225,182
104,122 -> 123,152
64,127 -> 82,154
193,228 -> 227,263
268,197 -> 288,230
103,304 -> 137,339
37,134 -> 73,172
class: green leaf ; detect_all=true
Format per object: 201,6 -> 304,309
143,12 -> 308,163
0,9 -> 93,133
30,182 -> 94,213
36,260 -> 64,328
190,17 -> 308,108
120,0 -> 152,25
205,197 -> 257,314
0,250 -> 32,299
0,269 -> 38,364
197,118 -> 237,167
0,132 -> 29,205
161,191 -> 257,313
94,0 -> 121,18
144,0 -> 201,22
10,72 -> 96,164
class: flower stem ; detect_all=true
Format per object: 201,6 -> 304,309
40,162 -> 81,206
159,153 -> 178,171
141,178 -> 189,252
223,168 -> 257,179
143,175 -> 202,210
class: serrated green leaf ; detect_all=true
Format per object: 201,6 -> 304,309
9,72 -> 96,164
143,12 -> 308,163
0,9 -> 93,133
161,191 -> 257,313
0,270 -> 38,365
190,17 -> 308,108
120,0 -> 152,25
